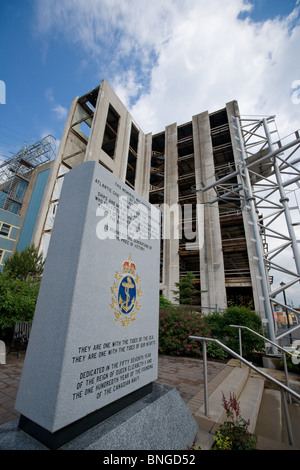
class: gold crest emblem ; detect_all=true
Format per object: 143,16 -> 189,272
110,254 -> 142,327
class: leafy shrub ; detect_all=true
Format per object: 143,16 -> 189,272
159,306 -> 210,357
279,350 -> 300,375
213,392 -> 257,450
0,245 -> 43,341
206,341 -> 229,361
206,306 -> 265,359
158,304 -> 265,360
0,273 -> 40,340
213,431 -> 233,450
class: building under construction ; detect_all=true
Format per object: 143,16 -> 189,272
0,135 -> 56,267
29,80 -> 300,344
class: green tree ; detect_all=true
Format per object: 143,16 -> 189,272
3,244 -> 44,281
0,274 -> 40,333
206,306 -> 265,359
172,271 -> 200,309
159,294 -> 173,308
0,245 -> 43,341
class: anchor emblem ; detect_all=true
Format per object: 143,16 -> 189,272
118,276 -> 136,314
110,254 -> 142,327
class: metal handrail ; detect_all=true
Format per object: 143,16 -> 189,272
229,324 -> 295,358
229,324 -> 295,396
189,335 -> 300,447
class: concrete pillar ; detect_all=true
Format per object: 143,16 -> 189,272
84,80 -> 123,177
86,80 -> 146,184
192,112 -> 227,312
114,112 -> 132,182
33,96 -> 80,254
135,132 -> 152,199
163,123 -> 180,303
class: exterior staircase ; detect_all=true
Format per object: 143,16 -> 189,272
187,360 -> 300,450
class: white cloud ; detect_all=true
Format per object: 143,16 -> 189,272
34,0 -> 300,305
52,104 -> 68,121
35,0 -> 300,138
45,88 -> 68,121
129,1 -> 300,136
112,70 -> 143,108
34,0 -> 177,60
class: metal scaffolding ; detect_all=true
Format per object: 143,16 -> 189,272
0,135 -> 56,213
197,114 -> 300,346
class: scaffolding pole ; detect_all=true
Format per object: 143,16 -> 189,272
234,116 -> 277,346
0,135 -> 56,214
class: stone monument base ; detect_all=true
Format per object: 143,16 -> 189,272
0,384 -> 198,450
18,383 -> 153,449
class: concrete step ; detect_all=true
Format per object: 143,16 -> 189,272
188,361 -> 300,450
256,435 -> 298,451
238,376 -> 265,434
193,429 -> 215,450
192,366 -> 249,433
255,389 -> 282,442
255,388 -> 300,449
282,402 -> 300,449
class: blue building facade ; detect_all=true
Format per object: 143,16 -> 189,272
0,209 -> 22,269
0,163 -> 52,270
17,168 -> 51,252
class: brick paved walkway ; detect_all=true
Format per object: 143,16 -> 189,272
157,355 -> 232,406
0,352 -> 232,426
0,353 -> 24,425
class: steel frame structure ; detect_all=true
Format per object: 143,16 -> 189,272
198,114 -> 300,346
0,135 -> 56,212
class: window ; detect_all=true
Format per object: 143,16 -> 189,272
125,124 -> 139,189
101,104 -> 120,158
0,223 -> 11,237
0,191 -> 7,209
0,250 -> 3,264
15,179 -> 28,202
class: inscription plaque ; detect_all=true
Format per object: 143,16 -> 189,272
15,161 -> 160,434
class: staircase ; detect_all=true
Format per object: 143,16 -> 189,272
187,361 -> 300,450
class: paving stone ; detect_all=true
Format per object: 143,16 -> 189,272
0,352 -> 231,428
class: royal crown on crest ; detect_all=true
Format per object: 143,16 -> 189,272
122,255 -> 136,275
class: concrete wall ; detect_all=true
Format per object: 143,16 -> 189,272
35,80 -> 147,258
33,96 -> 80,254
192,111 -> 227,311
162,123 -> 180,303
85,80 -> 145,184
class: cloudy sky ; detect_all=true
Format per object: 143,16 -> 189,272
0,1 -> 300,305
0,0 -> 299,156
